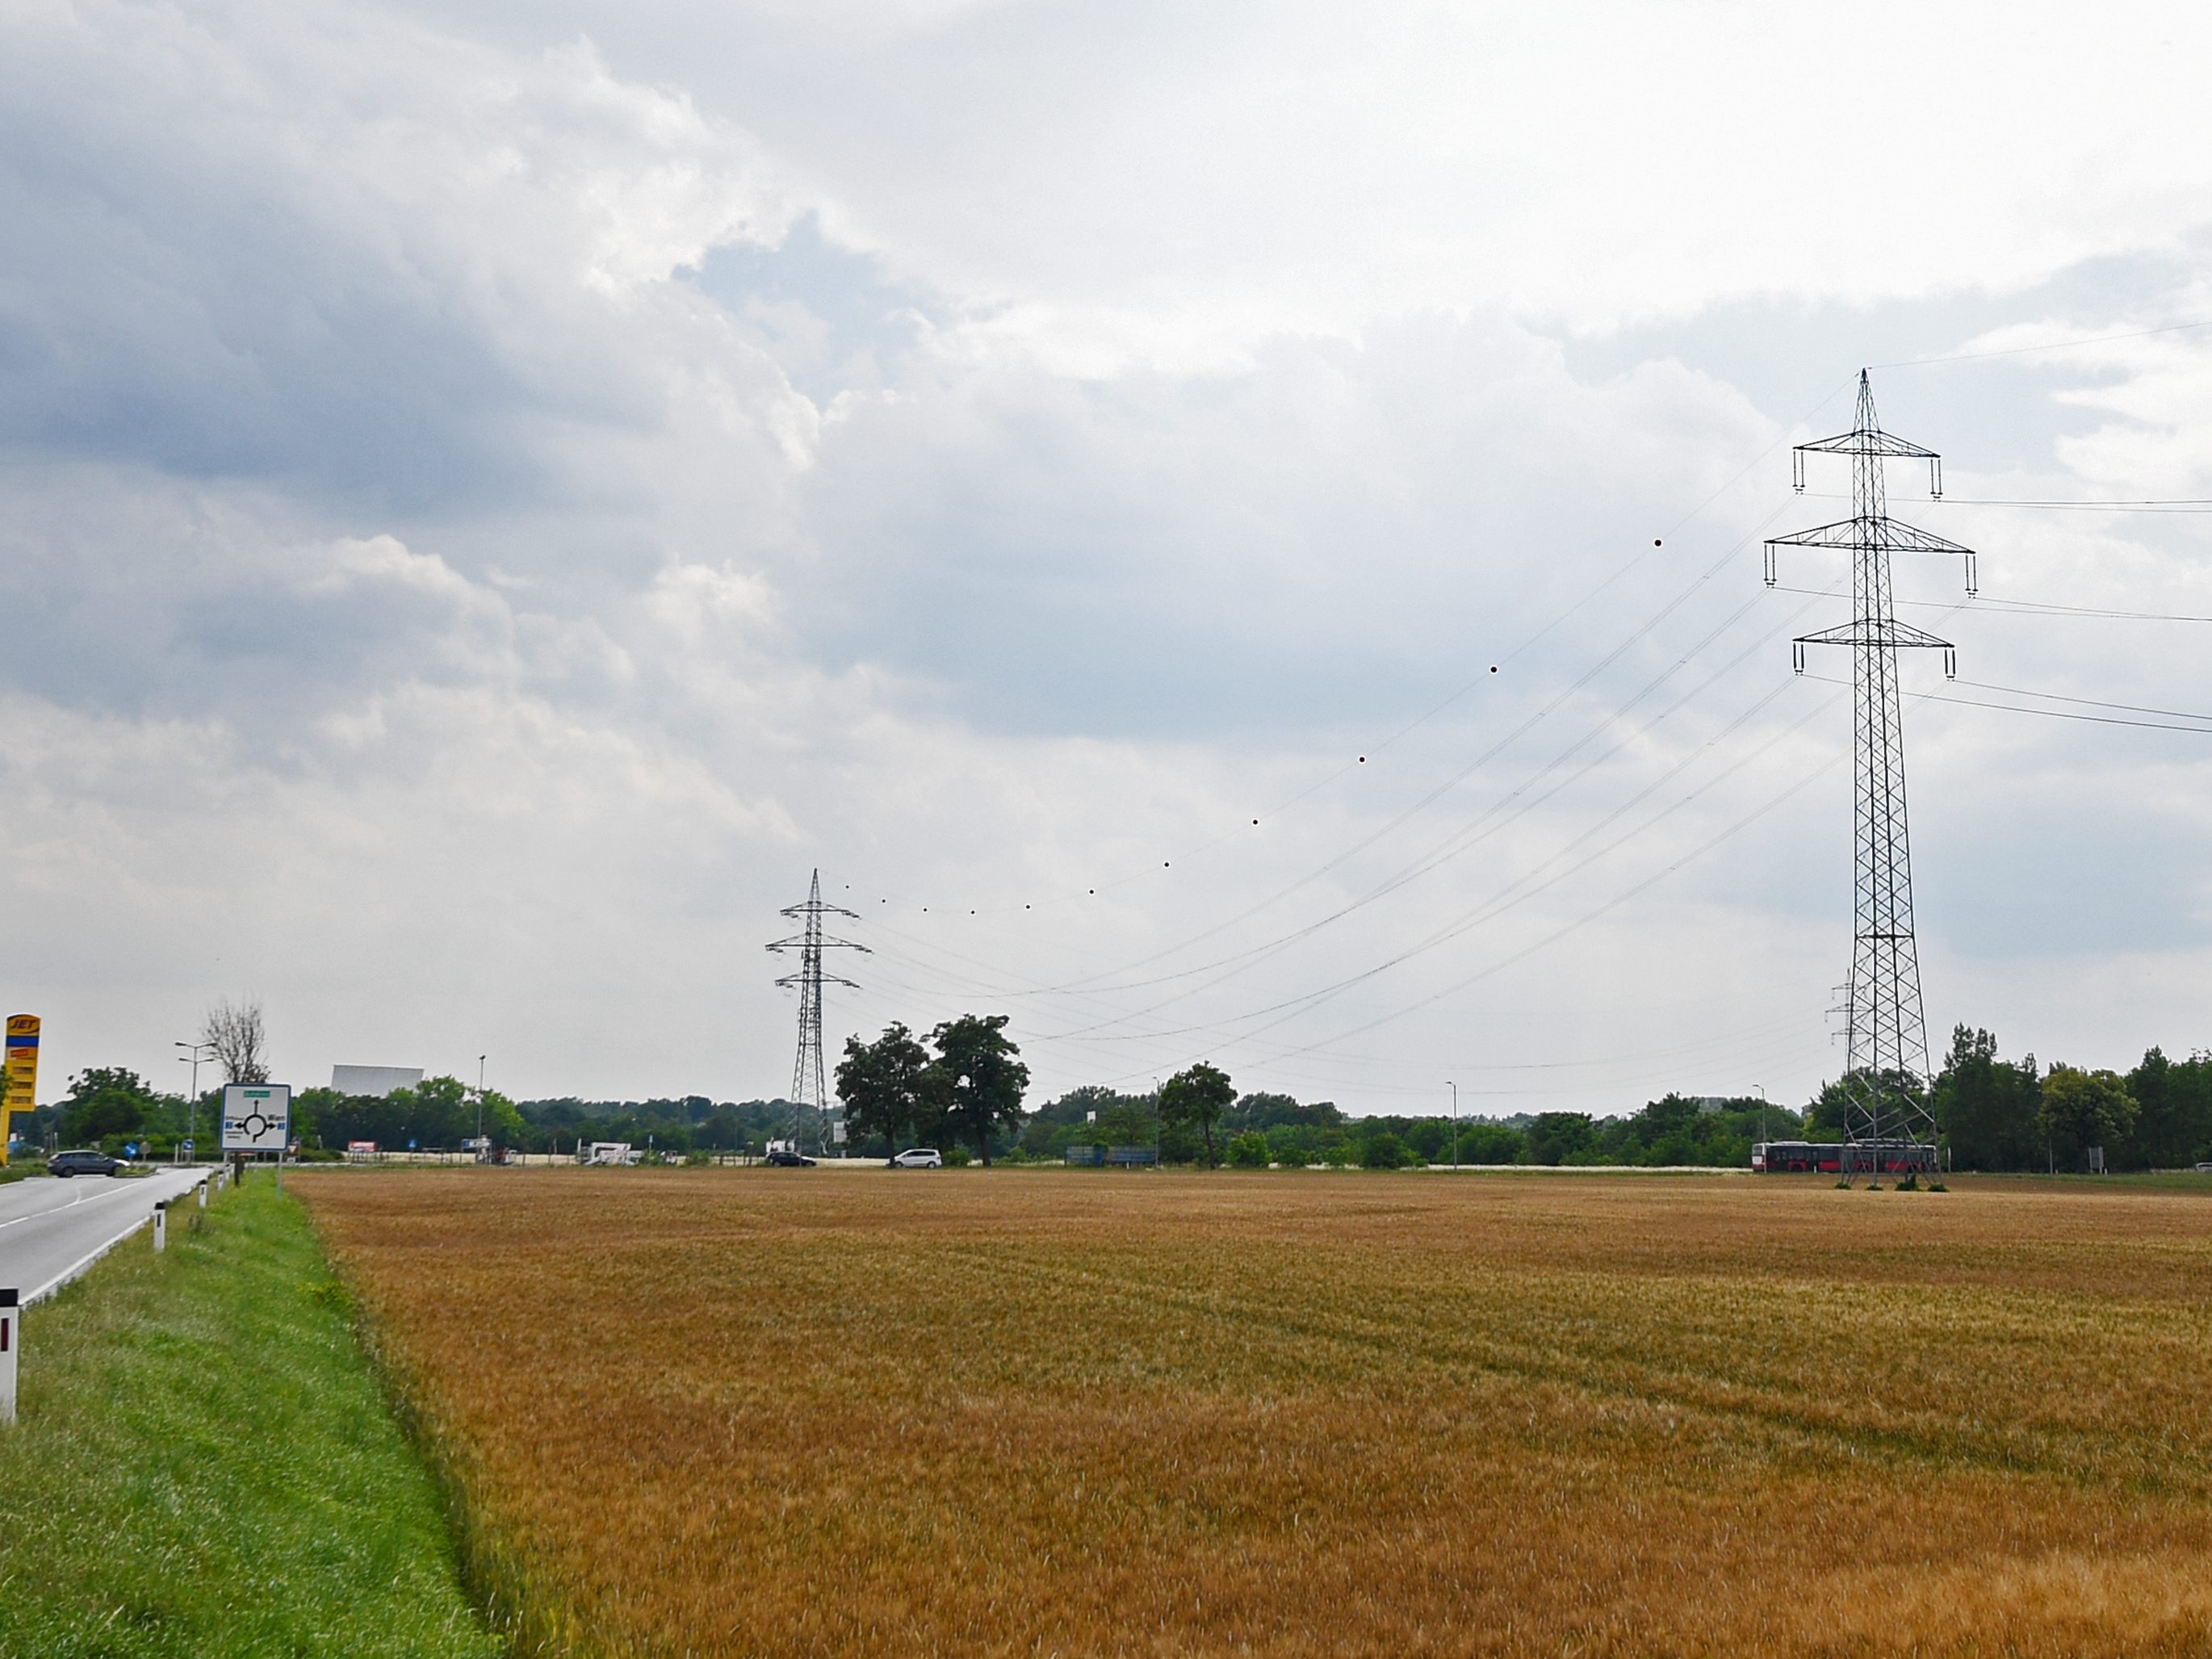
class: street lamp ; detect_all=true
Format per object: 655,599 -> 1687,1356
1447,1081 -> 1459,1168
475,1054 -> 487,1161
175,1040 -> 215,1163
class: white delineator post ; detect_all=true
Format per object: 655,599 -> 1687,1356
153,1201 -> 166,1254
199,1179 -> 208,1209
0,1289 -> 17,1425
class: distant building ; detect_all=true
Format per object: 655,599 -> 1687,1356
331,1065 -> 425,1097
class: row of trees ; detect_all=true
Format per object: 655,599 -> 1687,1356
29,1003 -> 2210,1174
836,1016 -> 1032,1164
1916,1026 -> 2207,1171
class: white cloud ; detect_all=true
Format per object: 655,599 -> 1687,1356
6,0 -> 2212,1117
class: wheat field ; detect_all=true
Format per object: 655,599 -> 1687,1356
293,1169 -> 2212,1657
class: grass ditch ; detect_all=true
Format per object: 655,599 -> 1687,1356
0,1175 -> 499,1659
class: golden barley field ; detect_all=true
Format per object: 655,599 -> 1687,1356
294,1169 -> 2212,1657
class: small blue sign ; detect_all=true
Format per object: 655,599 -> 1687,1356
182,1139 -> 195,1153
125,1142 -> 139,1156
408,1138 -> 418,1150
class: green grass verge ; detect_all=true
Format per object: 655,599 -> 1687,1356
0,1178 -> 499,1658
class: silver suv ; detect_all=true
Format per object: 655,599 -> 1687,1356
890,1147 -> 943,1169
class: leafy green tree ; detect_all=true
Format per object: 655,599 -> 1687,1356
1223,1093 -> 1344,1133
922,1015 -> 1030,1167
2040,1066 -> 2138,1167
58,1068 -> 157,1145
1523,1112 -> 1593,1167
1458,1123 -> 1524,1165
2122,1048 -> 2212,1170
1158,1062 -> 1236,1167
836,1023 -> 931,1163
1225,1131 -> 1271,1168
1359,1130 -> 1410,1169
1933,1027 -> 2042,1171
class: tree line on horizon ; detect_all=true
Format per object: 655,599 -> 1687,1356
15,1012 -> 2211,1174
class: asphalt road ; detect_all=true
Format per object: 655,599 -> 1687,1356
0,1167 -> 211,1304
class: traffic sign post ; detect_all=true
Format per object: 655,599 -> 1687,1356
0,1289 -> 18,1425
220,1083 -> 291,1189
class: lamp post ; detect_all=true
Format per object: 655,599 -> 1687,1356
475,1054 -> 487,1159
1447,1080 -> 1459,1168
1755,1083 -> 1767,1150
174,1041 -> 215,1163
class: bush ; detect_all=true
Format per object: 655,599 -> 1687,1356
1226,1132 -> 1271,1169
943,1146 -> 974,1167
1359,1133 -> 1408,1170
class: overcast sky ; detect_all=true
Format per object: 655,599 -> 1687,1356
9,0 -> 2212,1116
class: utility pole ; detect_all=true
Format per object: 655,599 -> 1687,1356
1766,371 -> 1979,1185
766,871 -> 867,1155
1447,1080 -> 1459,1168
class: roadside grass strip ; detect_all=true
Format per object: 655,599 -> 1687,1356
0,1177 -> 498,1659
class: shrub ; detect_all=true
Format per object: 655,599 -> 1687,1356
943,1146 -> 974,1167
1360,1133 -> 1408,1170
1226,1133 -> 1271,1169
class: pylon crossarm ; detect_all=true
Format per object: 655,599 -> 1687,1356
1795,429 -> 1939,460
780,901 -> 862,921
766,932 -> 869,953
1766,517 -> 1971,555
1794,619 -> 1955,651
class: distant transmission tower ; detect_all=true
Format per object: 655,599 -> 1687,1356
765,870 -> 867,1154
1766,371 -> 1979,1177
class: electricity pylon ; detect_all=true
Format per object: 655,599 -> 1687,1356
765,870 -> 867,1154
1766,371 -> 1978,1177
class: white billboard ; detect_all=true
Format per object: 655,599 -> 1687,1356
220,1083 -> 292,1153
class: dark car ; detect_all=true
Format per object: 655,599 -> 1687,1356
764,1149 -> 817,1168
49,1149 -> 128,1178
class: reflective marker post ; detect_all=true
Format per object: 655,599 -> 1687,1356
199,1179 -> 208,1209
153,1201 -> 166,1254
0,1289 -> 17,1425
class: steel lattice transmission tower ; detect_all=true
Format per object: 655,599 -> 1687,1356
765,870 -> 868,1151
1765,371 -> 1979,1174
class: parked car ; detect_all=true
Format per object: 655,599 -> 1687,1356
890,1147 -> 944,1169
2197,1162 -> 2212,1173
765,1149 -> 817,1168
49,1149 -> 128,1178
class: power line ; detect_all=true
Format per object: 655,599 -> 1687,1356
1805,674 -> 2212,735
1872,317 -> 2212,370
1770,583 -> 2212,626
1954,678 -> 2212,725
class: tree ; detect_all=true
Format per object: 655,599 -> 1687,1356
2040,1066 -> 2138,1167
923,1015 -> 1029,1167
2122,1047 -> 2212,1170
1933,1027 -> 2042,1171
59,1067 -> 157,1145
202,997 -> 269,1084
837,1023 -> 931,1164
1359,1130 -> 1409,1169
1225,1131 -> 1271,1168
1524,1112 -> 1593,1167
1158,1062 -> 1236,1167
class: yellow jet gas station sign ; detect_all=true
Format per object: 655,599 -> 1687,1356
2,1015 -> 39,1168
